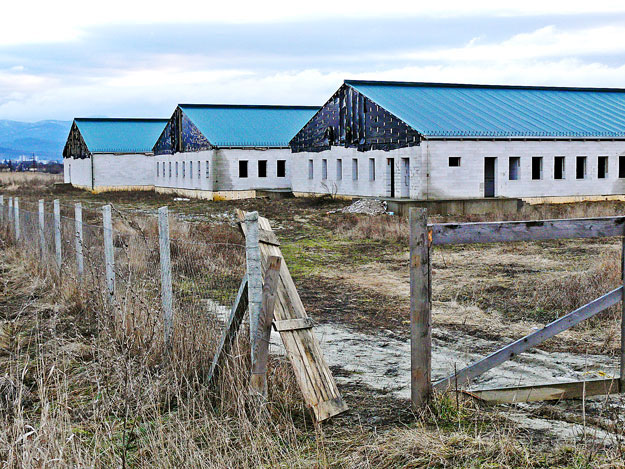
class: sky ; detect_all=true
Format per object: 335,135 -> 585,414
2,0 -> 625,122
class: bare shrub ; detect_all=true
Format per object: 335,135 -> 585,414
335,213 -> 409,244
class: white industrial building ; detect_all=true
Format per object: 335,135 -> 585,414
153,104 -> 318,200
290,80 -> 625,201
63,118 -> 168,192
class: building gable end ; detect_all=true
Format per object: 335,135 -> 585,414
290,84 -> 421,153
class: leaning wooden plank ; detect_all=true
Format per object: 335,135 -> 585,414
466,378 -> 620,403
430,216 -> 625,245
435,286 -> 623,391
273,318 -> 314,332
250,256 -> 282,398
207,275 -> 249,386
236,209 -> 348,422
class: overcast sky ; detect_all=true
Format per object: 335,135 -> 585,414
2,0 -> 625,122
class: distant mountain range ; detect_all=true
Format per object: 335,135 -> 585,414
0,120 -> 71,161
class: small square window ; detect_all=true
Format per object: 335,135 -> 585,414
449,157 -> 461,167
239,160 -> 248,178
277,160 -> 286,178
258,160 -> 267,178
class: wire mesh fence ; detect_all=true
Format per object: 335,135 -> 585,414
0,195 -> 247,364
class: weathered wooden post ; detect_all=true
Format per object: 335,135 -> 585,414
13,197 -> 19,241
158,206 -> 173,349
410,208 -> 432,407
38,200 -> 45,261
102,205 -> 115,303
54,199 -> 62,269
0,194 -> 4,224
245,211 -> 263,367
621,235 -> 625,392
75,203 -> 84,280
8,197 -> 13,225
250,255 -> 282,397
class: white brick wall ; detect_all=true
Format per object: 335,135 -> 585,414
291,146 -> 421,198
63,156 -> 92,188
425,140 -> 625,198
292,140 -> 625,199
93,154 -> 154,188
65,153 -> 154,190
154,148 -> 291,192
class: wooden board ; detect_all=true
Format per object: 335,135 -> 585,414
207,276 -> 249,386
236,209 -> 348,421
430,216 -> 625,245
466,378 -> 620,403
434,286 -> 623,390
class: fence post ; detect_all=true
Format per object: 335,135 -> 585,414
0,194 -> 4,225
158,206 -> 173,349
102,205 -> 115,303
39,200 -> 45,261
410,208 -> 432,407
245,211 -> 263,366
250,255 -> 282,398
54,199 -> 62,269
75,203 -> 84,280
13,197 -> 19,241
8,197 -> 13,226
621,235 -> 625,392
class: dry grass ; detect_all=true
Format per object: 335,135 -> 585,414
334,213 -> 409,244
3,193 -> 625,466
0,172 -> 61,194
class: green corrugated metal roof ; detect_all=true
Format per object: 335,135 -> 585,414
346,80 -> 625,138
75,118 -> 168,153
179,104 -> 319,147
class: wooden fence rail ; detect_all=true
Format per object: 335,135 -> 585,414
411,211 -> 625,407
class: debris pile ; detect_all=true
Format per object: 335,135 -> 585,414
340,199 -> 388,215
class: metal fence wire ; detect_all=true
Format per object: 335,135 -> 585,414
0,196 -> 247,359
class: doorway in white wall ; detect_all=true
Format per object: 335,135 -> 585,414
387,158 -> 395,197
484,157 -> 497,197
401,158 -> 410,198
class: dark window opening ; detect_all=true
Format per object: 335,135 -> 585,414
576,156 -> 586,179
258,160 -> 267,178
620,156 -> 625,178
449,157 -> 461,167
277,160 -> 286,178
598,156 -> 608,179
239,160 -> 248,178
554,157 -> 565,179
531,157 -> 542,180
509,157 -> 520,180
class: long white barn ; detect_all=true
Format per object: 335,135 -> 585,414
290,80 -> 625,201
63,118 -> 168,192
152,104 -> 318,200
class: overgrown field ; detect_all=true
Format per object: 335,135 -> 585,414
2,172 -> 625,467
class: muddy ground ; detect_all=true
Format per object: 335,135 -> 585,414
6,177 -> 625,452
